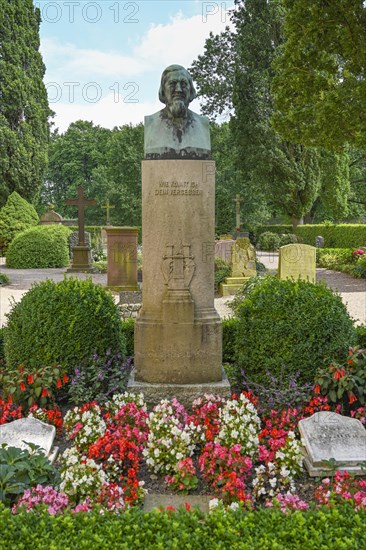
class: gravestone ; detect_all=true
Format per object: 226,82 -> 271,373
298,411 -> 366,476
316,235 -> 325,248
65,186 -> 96,272
278,243 -> 316,283
220,237 -> 257,296
131,65 -> 230,406
0,417 -> 58,464
215,239 -> 234,263
39,205 -> 63,225
105,227 -> 139,291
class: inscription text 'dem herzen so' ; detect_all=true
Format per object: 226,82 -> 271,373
155,180 -> 202,196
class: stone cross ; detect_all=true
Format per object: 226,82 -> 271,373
102,200 -> 115,226
234,194 -> 241,232
65,186 -> 96,246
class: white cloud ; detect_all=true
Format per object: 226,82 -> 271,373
51,94 -> 160,133
135,9 -> 233,69
41,4 -> 235,131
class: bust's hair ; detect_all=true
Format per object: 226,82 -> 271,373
159,65 -> 196,104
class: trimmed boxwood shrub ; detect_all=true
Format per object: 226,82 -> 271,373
0,327 -> 4,361
215,257 -> 231,292
279,233 -> 298,247
256,224 -> 366,249
316,248 -> 356,269
0,192 -> 39,254
4,278 -> 126,374
0,503 -> 365,548
222,317 -> 239,364
233,276 -> 356,387
120,318 -> 135,357
257,232 -> 281,251
6,225 -> 71,268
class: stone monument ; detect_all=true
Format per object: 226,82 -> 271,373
278,243 -> 316,283
130,65 -> 230,405
65,186 -> 96,272
39,204 -> 63,225
105,226 -> 139,291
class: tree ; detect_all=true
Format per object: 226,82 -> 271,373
0,191 -> 39,254
43,122 -> 144,226
43,121 -> 111,223
272,0 -> 366,151
0,0 -> 51,207
191,0 -> 324,228
105,124 -> 144,227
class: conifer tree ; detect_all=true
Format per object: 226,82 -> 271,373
0,0 -> 51,207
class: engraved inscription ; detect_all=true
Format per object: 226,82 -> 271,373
155,180 -> 202,196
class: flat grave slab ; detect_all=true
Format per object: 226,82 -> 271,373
298,411 -> 366,476
0,417 -> 58,463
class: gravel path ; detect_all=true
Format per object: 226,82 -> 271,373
1,254 -> 365,326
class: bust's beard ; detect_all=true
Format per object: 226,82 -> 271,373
168,99 -> 188,119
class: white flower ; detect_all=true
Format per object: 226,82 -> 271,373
209,498 -> 219,510
229,502 -> 239,511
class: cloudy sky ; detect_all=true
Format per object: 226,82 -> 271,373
37,1 -> 234,133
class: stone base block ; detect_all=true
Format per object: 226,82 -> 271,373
302,453 -> 365,478
134,312 -> 223,384
67,245 -> 94,272
220,277 -> 250,296
127,368 -> 231,409
107,285 -> 139,292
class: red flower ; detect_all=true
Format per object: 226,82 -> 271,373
333,368 -> 345,380
41,388 -> 50,398
56,378 -> 62,389
27,374 -> 34,385
63,374 -> 69,384
19,381 -> 26,392
314,384 -> 321,394
18,365 -> 25,373
349,392 -> 357,404
7,395 -> 13,404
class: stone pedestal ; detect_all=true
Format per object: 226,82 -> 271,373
67,245 -> 94,273
131,160 -> 230,402
105,227 -> 139,291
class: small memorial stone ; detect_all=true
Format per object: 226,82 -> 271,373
316,235 -> 325,248
278,243 -> 316,283
298,411 -> 366,476
0,417 -> 58,463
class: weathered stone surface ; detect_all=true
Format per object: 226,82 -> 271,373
105,227 -> 139,291
0,417 -> 56,459
215,240 -> 234,263
134,159 -> 223,386
39,209 -> 63,225
231,237 -> 256,278
278,243 -> 316,283
127,369 -> 231,410
298,411 -> 366,476
316,235 -> 325,248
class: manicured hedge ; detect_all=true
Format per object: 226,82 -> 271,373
233,276 -> 356,386
297,224 -> 366,248
255,224 -> 366,249
0,192 -> 39,254
0,504 -> 365,549
6,225 -> 71,268
316,248 -> 356,268
4,278 -> 126,374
